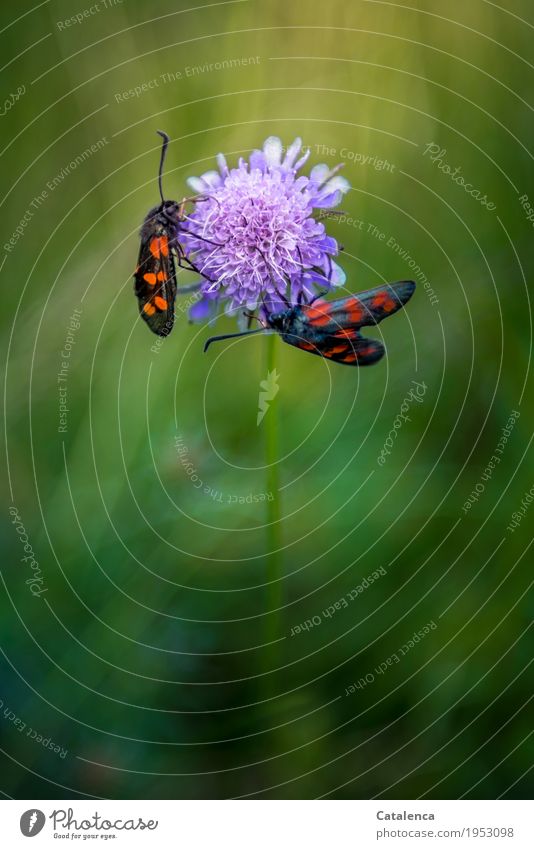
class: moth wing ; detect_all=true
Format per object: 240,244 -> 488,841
301,280 -> 415,333
347,279 -> 415,326
291,330 -> 385,366
134,233 -> 177,337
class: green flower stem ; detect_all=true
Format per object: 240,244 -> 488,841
264,333 -> 282,681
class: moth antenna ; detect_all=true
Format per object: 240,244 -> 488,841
204,327 -> 270,353
156,130 -> 170,205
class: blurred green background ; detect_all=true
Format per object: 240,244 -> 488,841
1,0 -> 533,800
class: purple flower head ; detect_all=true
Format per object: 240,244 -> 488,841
181,137 -> 350,321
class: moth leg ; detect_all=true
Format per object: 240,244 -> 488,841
309,289 -> 329,305
176,248 -> 212,281
169,242 -> 212,295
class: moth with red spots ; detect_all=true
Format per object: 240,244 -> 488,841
204,280 -> 416,366
134,131 -> 202,336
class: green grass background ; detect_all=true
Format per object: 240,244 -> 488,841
1,0 -> 533,799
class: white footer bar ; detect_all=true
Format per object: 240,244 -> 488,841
1,799 -> 532,848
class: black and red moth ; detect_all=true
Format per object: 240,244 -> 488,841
204,280 -> 416,366
134,131 -> 198,337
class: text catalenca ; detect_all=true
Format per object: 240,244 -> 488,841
377,811 -> 435,820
